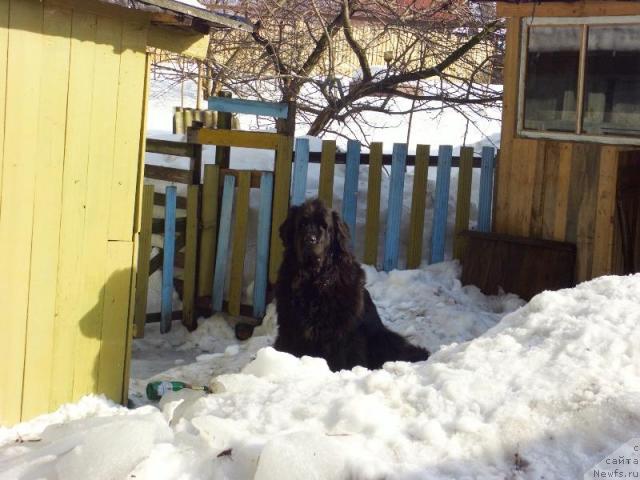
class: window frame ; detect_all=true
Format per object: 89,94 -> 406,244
517,15 -> 640,145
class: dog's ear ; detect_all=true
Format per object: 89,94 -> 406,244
331,210 -> 352,256
279,205 -> 300,248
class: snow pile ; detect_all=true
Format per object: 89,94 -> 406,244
129,261 -> 523,405
3,274 -> 639,479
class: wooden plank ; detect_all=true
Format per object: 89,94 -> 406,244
133,186 -> 154,338
497,1 -> 640,18
363,142 -> 383,266
342,140 -> 361,246
0,0 -> 8,208
494,17 -> 520,234
269,135 -> 293,283
568,144 -> 600,282
73,14 -> 124,401
430,145 -> 453,264
108,19 -> 148,241
181,186 -> 199,330
192,128 -> 287,150
308,151 -> 483,168
97,241 -> 134,403
197,165 -> 220,297
592,147 -> 618,278
406,144 -> 429,269
144,164 -> 192,184
318,140 -> 336,207
453,147 -> 474,260
477,146 -> 495,233
213,91 -> 232,169
228,172 -> 251,316
508,139 -> 539,237
49,9 -> 96,412
146,137 -> 197,157
530,141 -> 548,238
152,216 -> 186,235
212,175 -> 236,311
220,168 -> 262,189
154,191 -> 188,209
208,97 -> 289,119
147,24 -> 208,59
383,143 -> 407,272
253,172 -> 274,318
0,0 -> 43,420
161,186 -> 177,333
542,142 -> 573,241
21,4 -> 72,420
291,137 -> 310,206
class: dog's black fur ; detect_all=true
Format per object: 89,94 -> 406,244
274,198 -> 430,371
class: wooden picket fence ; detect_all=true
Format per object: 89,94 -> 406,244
134,96 -> 497,337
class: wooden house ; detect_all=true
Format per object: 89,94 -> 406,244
465,0 -> 640,298
0,0 -> 249,425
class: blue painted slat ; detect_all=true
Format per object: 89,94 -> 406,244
477,146 -> 496,232
212,175 -> 236,312
383,143 -> 408,272
291,138 -> 310,206
430,145 -> 453,264
253,172 -> 274,318
161,186 -> 177,334
208,97 -> 289,119
342,139 -> 361,246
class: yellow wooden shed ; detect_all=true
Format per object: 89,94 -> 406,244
0,0 -> 249,426
466,0 -> 640,296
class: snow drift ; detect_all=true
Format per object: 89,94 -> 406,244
1,274 -> 639,479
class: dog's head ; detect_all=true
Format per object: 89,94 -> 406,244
280,198 -> 351,271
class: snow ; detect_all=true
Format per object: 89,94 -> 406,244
2,274 -> 640,479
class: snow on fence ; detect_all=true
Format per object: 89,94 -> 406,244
136,135 -> 497,338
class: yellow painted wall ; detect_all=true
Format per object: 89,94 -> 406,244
0,0 -> 149,425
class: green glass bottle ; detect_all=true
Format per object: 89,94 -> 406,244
145,381 -> 210,401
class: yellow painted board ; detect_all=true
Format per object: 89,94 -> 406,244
98,241 -> 135,403
194,128 -> 287,151
269,136 -> 293,283
363,142 -> 382,266
182,185 -> 200,328
147,24 -> 208,59
0,0 -> 8,209
198,165 -> 220,297
108,20 -> 148,241
0,0 -> 43,425
73,14 -> 123,401
406,144 -> 429,269
133,185 -> 154,338
318,140 -> 336,207
50,11 -> 98,410
133,52 -> 151,237
21,5 -> 72,421
453,147 -> 474,260
228,172 -> 250,316
592,146 -> 618,278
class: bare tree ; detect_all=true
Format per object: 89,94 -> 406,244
161,0 -> 503,141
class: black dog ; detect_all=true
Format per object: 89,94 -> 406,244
274,198 -> 429,371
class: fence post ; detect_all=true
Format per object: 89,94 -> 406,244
161,186 -> 177,334
478,146 -> 496,232
212,175 -> 236,312
383,143 -> 408,272
342,139 -> 361,245
430,145 -> 453,264
182,185 -> 199,330
291,137 -> 310,206
453,146 -> 474,260
363,142 -> 383,266
406,144 -> 430,269
318,140 -> 336,207
133,185 -> 154,338
214,91 -> 232,169
254,172 -> 274,318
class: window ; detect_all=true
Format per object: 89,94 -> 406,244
519,17 -> 640,143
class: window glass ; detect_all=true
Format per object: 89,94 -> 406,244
583,25 -> 640,137
523,26 -> 581,132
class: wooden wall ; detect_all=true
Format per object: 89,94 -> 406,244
495,2 -> 640,285
0,0 -> 149,425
